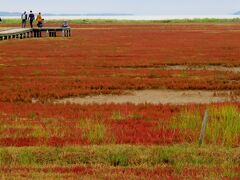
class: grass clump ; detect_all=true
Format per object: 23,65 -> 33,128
0,149 -> 13,165
17,149 -> 36,165
171,109 -> 202,130
107,149 -> 129,166
79,119 -> 106,144
111,111 -> 143,121
111,111 -> 125,121
171,105 -> 240,146
149,148 -> 175,165
129,112 -> 143,120
206,105 -> 240,146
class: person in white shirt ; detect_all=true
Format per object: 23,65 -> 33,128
21,11 -> 27,28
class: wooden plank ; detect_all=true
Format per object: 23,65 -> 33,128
33,27 -> 70,32
0,28 -> 11,32
199,109 -> 209,146
0,28 -> 32,35
33,27 -> 70,30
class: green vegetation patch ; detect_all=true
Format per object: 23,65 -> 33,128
79,119 -> 106,144
206,105 -> 240,146
0,144 -> 239,167
171,105 -> 240,146
0,144 -> 239,178
1,18 -> 240,25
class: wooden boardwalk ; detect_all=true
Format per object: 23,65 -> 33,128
0,28 -> 33,40
0,27 -> 71,40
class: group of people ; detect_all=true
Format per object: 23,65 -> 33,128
21,11 -> 43,28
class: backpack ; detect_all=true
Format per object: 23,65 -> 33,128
21,13 -> 27,20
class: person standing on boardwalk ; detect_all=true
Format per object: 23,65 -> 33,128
28,11 -> 35,28
21,11 -> 27,28
36,12 -> 43,28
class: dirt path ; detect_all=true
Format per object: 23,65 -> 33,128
164,65 -> 240,73
120,65 -> 240,73
55,90 -> 240,105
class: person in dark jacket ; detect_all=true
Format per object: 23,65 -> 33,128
28,11 -> 35,28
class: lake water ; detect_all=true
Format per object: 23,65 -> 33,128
1,15 -> 240,20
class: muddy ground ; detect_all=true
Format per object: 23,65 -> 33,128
56,89 -> 240,105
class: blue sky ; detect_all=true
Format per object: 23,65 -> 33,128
0,0 -> 240,15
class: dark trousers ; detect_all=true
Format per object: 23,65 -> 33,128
22,20 -> 26,28
30,20 -> 34,28
37,22 -> 43,28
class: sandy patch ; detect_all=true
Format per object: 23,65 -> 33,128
55,90 -> 240,105
119,65 -> 240,73
164,65 -> 240,73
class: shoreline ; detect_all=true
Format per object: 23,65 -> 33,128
1,17 -> 240,24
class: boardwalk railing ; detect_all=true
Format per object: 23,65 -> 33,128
33,27 -> 71,37
0,27 -> 71,41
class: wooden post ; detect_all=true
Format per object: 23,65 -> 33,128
199,109 -> 209,146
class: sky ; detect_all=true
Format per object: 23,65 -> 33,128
0,0 -> 240,15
